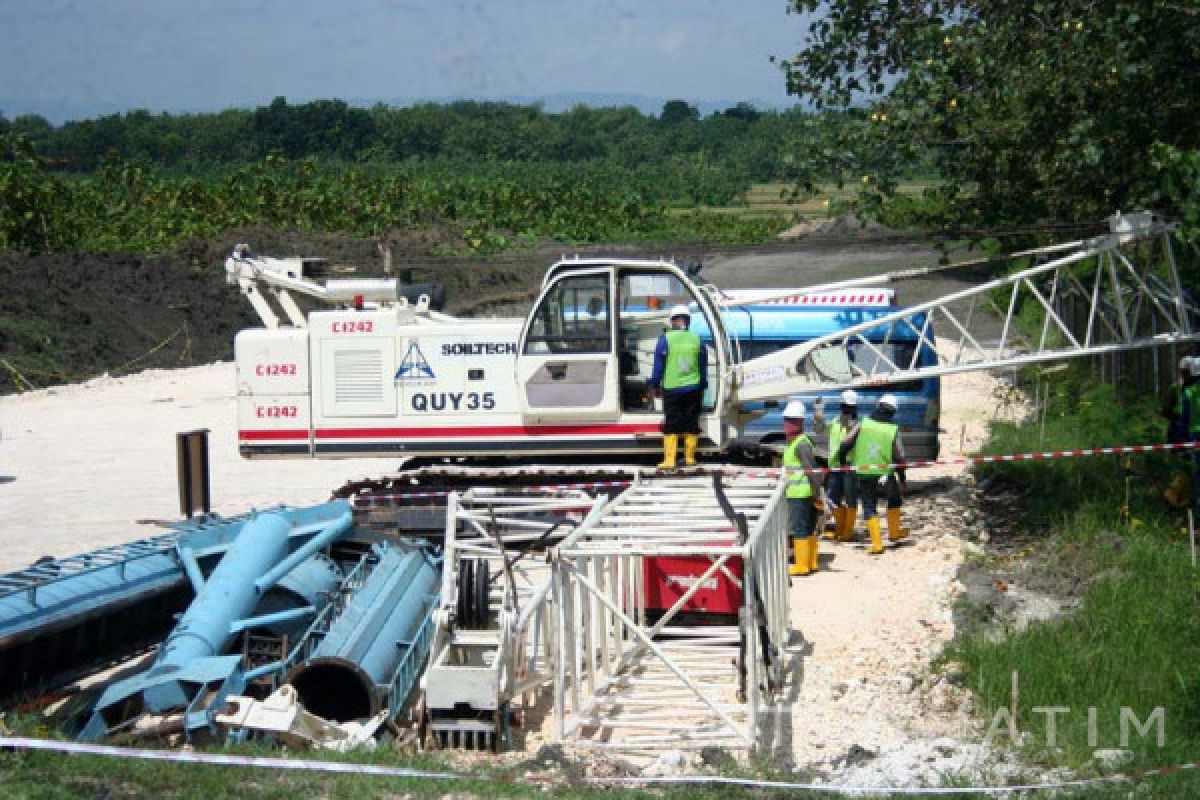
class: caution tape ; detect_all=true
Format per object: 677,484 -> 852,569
3,736 -> 1199,795
749,439 -> 1200,477
352,480 -> 634,505
0,736 -> 461,780
349,442 -> 1200,504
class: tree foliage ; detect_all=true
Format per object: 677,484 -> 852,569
782,0 -> 1200,231
13,97 -> 830,186
1,99 -> 888,255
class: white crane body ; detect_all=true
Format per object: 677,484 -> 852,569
228,211 -> 1197,461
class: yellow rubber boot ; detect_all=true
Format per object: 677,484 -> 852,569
788,539 -> 811,576
866,517 -> 884,555
683,434 -> 699,467
824,507 -> 841,540
886,507 -> 910,542
808,535 -> 819,572
657,434 -> 678,469
839,507 -> 857,542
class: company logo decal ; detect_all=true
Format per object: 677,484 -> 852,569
395,342 -> 435,382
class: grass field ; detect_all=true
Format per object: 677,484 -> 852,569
946,375 -> 1200,797
678,180 -> 944,221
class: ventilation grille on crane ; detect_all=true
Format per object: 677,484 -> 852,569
333,350 -> 384,403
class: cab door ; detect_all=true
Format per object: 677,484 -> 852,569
516,268 -> 620,419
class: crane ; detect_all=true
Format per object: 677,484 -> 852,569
226,211 -> 1196,462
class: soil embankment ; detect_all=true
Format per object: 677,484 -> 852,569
0,229 -> 547,394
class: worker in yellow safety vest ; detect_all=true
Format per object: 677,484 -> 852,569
822,389 -> 860,542
1164,356 -> 1193,507
1184,359 -> 1200,513
837,394 -> 908,555
648,304 -> 708,469
782,400 -> 823,575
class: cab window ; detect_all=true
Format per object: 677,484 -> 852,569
524,274 -> 611,354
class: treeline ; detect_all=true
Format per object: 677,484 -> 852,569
0,97 -> 836,184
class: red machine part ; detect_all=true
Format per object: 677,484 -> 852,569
642,553 -> 743,616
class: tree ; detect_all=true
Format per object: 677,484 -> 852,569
659,99 -> 699,125
780,1 -> 1200,230
721,102 -> 761,123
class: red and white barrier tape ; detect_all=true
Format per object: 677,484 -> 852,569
352,480 -> 634,505
745,439 -> 1200,478
2,736 -> 1197,795
350,442 -> 1199,504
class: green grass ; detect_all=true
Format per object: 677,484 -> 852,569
0,742 -> 906,800
0,314 -> 74,389
945,369 -> 1200,796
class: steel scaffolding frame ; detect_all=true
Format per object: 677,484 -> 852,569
551,472 -> 789,752
423,487 -> 609,749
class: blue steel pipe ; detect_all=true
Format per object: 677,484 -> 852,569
288,545 -> 439,722
141,512 -> 294,711
250,553 -> 342,640
229,606 -> 315,636
254,511 -> 352,593
154,513 -> 292,669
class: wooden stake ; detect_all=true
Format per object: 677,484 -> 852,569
1189,509 -> 1196,569
1011,670 -> 1020,735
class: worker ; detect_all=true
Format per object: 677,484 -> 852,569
837,394 -> 907,555
648,304 -> 707,469
1185,359 -> 1200,513
782,400 -> 822,575
1163,356 -> 1192,507
824,390 -> 860,542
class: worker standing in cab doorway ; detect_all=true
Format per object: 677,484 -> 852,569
1163,356 -> 1192,508
823,389 -> 860,542
838,394 -> 908,555
648,304 -> 707,469
782,401 -> 822,575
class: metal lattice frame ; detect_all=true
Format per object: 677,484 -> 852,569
551,472 -> 788,752
424,488 -> 609,749
735,213 -> 1200,399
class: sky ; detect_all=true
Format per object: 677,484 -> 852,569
1,0 -> 813,123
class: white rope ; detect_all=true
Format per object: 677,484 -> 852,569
4,736 -> 1198,795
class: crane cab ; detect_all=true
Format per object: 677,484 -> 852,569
235,257 -> 736,460
515,258 -> 735,449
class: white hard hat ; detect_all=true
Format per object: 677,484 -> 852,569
879,393 -> 898,410
669,304 -> 691,319
1191,360 -> 1200,378
840,389 -> 859,406
783,400 -> 807,419
1182,356 -> 1194,371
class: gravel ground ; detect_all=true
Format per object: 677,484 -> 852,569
0,237 -> 1049,789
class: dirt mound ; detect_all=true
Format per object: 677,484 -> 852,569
0,230 -> 555,394
778,212 -> 900,242
0,251 -> 255,394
